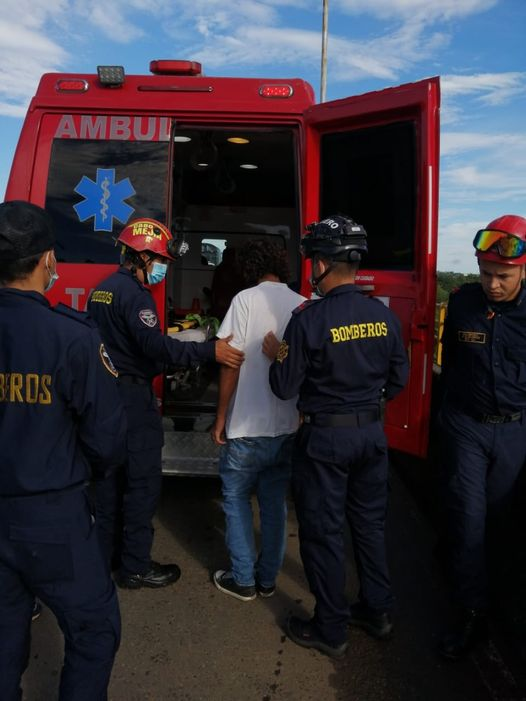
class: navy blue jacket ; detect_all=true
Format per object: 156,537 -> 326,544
269,284 -> 408,413
441,282 -> 526,415
88,267 -> 215,378
0,288 -> 127,496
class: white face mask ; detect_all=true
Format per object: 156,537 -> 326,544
44,251 -> 59,292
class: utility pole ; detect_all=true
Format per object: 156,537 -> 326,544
320,0 -> 329,102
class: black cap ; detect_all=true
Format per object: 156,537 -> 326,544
0,201 -> 55,261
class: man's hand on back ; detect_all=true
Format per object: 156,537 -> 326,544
262,331 -> 280,360
215,334 -> 244,368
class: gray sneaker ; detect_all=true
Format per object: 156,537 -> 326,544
213,570 -> 256,601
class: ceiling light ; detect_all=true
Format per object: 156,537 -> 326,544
173,135 -> 192,142
240,164 -> 258,170
227,137 -> 250,144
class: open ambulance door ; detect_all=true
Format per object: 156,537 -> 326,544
302,77 -> 440,457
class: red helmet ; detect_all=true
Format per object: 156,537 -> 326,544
474,214 -> 526,266
118,218 -> 180,260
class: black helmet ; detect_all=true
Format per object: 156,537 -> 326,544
300,215 -> 367,262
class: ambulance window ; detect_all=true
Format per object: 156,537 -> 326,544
320,121 -> 416,270
45,139 -> 169,263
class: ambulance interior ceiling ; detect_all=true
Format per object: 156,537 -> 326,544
167,127 -> 301,312
170,127 -> 297,234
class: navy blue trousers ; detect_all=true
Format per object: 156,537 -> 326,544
95,383 -> 164,575
0,489 -> 120,701
439,404 -> 526,610
292,421 -> 392,646
95,385 -> 163,574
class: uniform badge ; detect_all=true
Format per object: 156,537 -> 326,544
139,309 -> 158,328
99,344 -> 118,377
458,331 -> 486,344
276,340 -> 289,363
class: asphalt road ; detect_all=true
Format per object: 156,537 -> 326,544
22,469 -> 525,701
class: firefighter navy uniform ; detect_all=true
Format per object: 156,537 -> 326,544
0,288 -> 127,701
269,284 -> 408,646
439,282 -> 526,611
88,267 -> 215,579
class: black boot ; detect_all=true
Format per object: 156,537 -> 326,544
349,602 -> 393,639
116,561 -> 181,589
438,609 -> 488,660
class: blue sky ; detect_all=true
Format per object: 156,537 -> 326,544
0,0 -> 524,272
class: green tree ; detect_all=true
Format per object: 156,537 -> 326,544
437,271 -> 479,301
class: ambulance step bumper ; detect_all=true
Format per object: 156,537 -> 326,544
161,427 -> 220,476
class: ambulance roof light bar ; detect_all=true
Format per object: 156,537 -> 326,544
150,60 -> 202,76
97,65 -> 125,87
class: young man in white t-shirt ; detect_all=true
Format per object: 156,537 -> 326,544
211,240 -> 306,601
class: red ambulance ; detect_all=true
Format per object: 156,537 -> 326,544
4,60 -> 440,472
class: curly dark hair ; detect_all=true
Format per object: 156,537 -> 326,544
237,239 -> 290,286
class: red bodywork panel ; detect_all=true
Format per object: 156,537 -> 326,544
303,78 -> 440,456
5,65 -> 439,458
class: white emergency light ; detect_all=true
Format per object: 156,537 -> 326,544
97,65 -> 125,87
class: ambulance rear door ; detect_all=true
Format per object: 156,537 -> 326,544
14,112 -> 174,316
302,77 -> 440,457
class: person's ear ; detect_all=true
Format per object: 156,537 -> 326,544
316,258 -> 327,275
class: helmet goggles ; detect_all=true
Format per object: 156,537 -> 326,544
473,229 -> 526,259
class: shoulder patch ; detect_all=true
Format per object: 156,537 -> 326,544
276,340 -> 289,363
99,344 -> 119,377
52,303 -> 96,327
292,298 -> 322,315
138,309 -> 158,328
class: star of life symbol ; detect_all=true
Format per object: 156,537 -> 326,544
74,168 -> 136,232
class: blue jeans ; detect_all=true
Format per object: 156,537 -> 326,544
219,434 -> 294,587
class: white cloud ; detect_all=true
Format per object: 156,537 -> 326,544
180,17 -> 448,86
442,72 -> 526,105
439,122 -> 526,270
0,18 -> 68,116
443,165 -> 525,199
441,131 -> 526,156
0,0 -> 68,28
335,0 -> 497,22
83,5 -> 145,42
437,218 -> 483,272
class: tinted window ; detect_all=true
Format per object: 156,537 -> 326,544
45,139 -> 170,263
320,121 -> 416,270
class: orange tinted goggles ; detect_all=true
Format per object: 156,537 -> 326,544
473,229 -> 526,259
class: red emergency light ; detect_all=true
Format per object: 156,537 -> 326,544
55,79 -> 88,93
150,60 -> 202,76
259,85 -> 294,98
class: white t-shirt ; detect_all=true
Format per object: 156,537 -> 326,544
217,281 -> 306,439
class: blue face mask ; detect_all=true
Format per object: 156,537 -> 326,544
147,261 -> 168,285
44,252 -> 59,292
